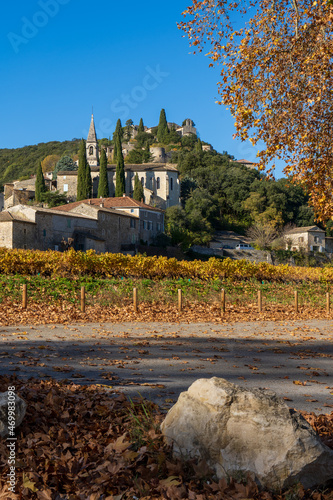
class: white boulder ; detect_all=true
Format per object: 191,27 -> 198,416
160,377 -> 333,490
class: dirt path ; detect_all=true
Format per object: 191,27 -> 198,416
1,319 -> 333,414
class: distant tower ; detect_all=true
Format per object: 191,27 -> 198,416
86,114 -> 99,166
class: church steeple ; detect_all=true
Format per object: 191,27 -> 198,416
86,113 -> 99,166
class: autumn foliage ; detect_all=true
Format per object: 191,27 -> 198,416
0,376 -> 332,499
179,0 -> 333,221
0,247 -> 333,283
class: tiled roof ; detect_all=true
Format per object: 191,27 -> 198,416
285,226 -> 324,234
59,163 -> 178,174
52,197 -> 163,213
0,211 -> 36,223
234,159 -> 255,164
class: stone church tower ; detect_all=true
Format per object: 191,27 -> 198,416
86,114 -> 99,167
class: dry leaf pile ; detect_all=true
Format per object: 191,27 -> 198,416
0,299 -> 332,326
0,376 -> 332,500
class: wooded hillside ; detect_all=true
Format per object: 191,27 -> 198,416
0,139 -> 80,188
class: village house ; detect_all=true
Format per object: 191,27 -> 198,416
57,163 -> 179,210
234,159 -> 257,170
284,226 -> 326,252
0,204 -> 140,253
4,176 -> 56,210
209,230 -> 251,250
53,196 -> 164,245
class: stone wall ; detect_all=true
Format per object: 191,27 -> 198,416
66,204 -> 140,251
0,222 -> 13,248
12,221 -> 37,249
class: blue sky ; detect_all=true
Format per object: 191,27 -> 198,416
1,0 -> 285,178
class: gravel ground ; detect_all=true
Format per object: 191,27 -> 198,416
1,319 -> 333,414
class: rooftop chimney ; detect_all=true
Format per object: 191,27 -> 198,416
123,193 -> 126,197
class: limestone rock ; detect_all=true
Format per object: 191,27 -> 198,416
0,391 -> 27,437
160,377 -> 333,490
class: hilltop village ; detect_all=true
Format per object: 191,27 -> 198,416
0,110 -> 332,260
0,112 -> 200,253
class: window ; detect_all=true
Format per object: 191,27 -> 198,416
151,222 -> 153,231
23,244 -> 27,249
67,219 -> 71,228
23,228 -> 26,234
141,177 -> 144,186
156,177 -> 160,190
132,234 -> 136,244
63,176 -> 66,180
142,221 -> 146,229
298,237 -> 304,243
43,229 -> 46,237
130,219 -> 136,228
89,146 -> 94,156
131,208 -> 134,213
64,184 -> 68,193
157,223 -> 161,231
147,221 -> 151,230
314,236 -> 319,243
170,177 -> 173,191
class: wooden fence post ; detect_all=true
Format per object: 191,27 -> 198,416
258,290 -> 262,313
221,289 -> 226,314
133,287 -> 138,313
327,292 -> 330,314
294,290 -> 298,313
81,286 -> 85,313
22,284 -> 27,309
178,289 -> 182,312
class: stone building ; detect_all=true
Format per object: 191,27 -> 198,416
103,142 -> 136,162
234,159 -> 257,170
0,204 -> 139,253
4,177 -> 56,210
284,226 -> 326,252
176,119 -> 197,137
5,178 -> 38,210
53,196 -> 164,245
57,163 -> 179,210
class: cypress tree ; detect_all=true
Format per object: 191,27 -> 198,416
157,108 -> 169,143
143,143 -> 151,163
133,173 -> 144,202
77,139 -> 87,201
195,139 -> 203,153
113,119 -> 123,161
98,148 -> 109,198
35,162 -> 47,202
138,118 -> 144,133
115,134 -> 126,197
85,161 -> 92,199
